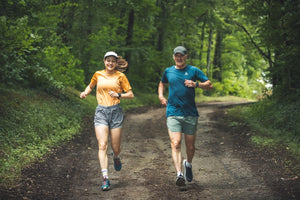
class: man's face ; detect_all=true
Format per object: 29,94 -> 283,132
173,53 -> 187,68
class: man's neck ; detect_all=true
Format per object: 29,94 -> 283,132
175,64 -> 187,69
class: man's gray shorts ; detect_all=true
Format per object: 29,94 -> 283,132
167,116 -> 198,135
94,104 -> 124,129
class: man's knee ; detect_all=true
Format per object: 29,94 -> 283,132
171,139 -> 181,149
186,144 -> 195,152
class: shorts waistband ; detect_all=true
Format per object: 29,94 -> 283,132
96,104 -> 120,109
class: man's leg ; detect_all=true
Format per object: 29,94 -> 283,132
168,130 -> 182,172
184,134 -> 196,163
168,130 -> 185,186
183,134 -> 196,182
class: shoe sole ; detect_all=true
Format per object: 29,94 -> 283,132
101,186 -> 110,191
176,176 -> 186,186
114,166 -> 122,171
183,159 -> 193,182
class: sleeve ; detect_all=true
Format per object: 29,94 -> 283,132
161,69 -> 169,83
195,68 -> 209,82
88,72 -> 98,88
120,74 -> 132,92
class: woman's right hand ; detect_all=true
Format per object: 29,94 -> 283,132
80,91 -> 87,99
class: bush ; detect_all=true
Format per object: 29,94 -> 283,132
0,87 -> 94,187
227,98 -> 300,155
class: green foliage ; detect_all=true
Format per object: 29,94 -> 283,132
195,95 -> 253,103
1,0 -> 282,100
87,24 -> 122,74
0,15 -> 41,85
120,91 -> 160,110
1,0 -> 298,101
227,98 -> 300,155
43,45 -> 85,89
0,1 -> 85,91
238,0 -> 300,99
0,86 -> 95,187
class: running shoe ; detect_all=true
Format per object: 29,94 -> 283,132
176,174 -> 186,186
113,157 -> 122,171
183,159 -> 193,182
101,178 -> 110,191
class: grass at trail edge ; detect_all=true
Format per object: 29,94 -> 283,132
0,87 -> 160,188
0,87 -> 94,187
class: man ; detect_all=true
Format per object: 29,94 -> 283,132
158,46 -> 213,186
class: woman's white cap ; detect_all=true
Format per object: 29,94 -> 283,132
104,51 -> 118,59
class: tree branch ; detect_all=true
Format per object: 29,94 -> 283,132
236,22 -> 274,63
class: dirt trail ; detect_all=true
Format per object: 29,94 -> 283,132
1,102 -> 299,200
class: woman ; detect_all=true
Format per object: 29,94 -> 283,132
80,51 -> 134,191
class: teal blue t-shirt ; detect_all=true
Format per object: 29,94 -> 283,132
161,65 -> 208,117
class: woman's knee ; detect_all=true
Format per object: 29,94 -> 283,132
111,144 -> 121,153
98,141 -> 108,151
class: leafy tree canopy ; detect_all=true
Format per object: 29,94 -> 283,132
1,0 -> 299,100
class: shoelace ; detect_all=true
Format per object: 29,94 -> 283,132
103,179 -> 108,186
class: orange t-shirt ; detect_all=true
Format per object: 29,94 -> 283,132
89,70 -> 132,106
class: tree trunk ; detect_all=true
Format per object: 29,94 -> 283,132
213,30 -> 222,82
199,19 -> 206,61
206,27 -> 213,79
156,0 -> 167,52
124,9 -> 134,72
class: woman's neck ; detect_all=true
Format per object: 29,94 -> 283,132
105,69 -> 116,75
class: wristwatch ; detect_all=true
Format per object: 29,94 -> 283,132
118,93 -> 121,99
195,82 -> 199,88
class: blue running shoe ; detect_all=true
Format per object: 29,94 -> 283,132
183,159 -> 193,182
113,157 -> 122,171
101,178 -> 110,191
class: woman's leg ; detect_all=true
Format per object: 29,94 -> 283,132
95,125 -> 109,170
110,127 -> 122,171
110,127 -> 122,157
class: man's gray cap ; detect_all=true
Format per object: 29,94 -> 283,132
173,46 -> 187,55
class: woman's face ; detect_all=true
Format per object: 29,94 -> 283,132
104,56 -> 117,72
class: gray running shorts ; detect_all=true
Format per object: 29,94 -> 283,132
167,116 -> 198,135
94,104 -> 124,129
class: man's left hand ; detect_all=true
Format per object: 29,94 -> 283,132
184,79 -> 197,88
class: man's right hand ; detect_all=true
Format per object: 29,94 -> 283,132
159,97 -> 168,106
